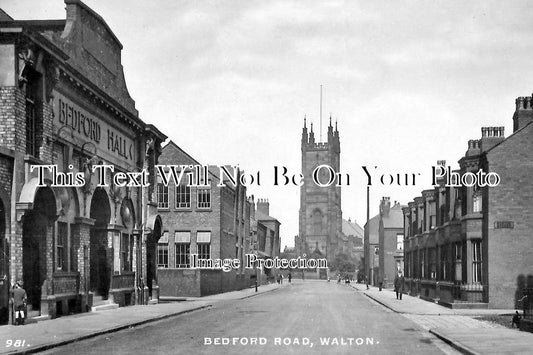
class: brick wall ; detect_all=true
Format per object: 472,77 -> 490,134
0,87 -> 25,152
486,123 -> 533,308
0,156 -> 13,201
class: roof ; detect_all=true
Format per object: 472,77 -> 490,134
0,8 -> 13,21
342,219 -> 363,238
256,210 -> 280,224
382,203 -> 405,229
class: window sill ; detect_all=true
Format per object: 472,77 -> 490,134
175,207 -> 193,212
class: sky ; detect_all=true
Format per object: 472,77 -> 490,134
4,0 -> 533,249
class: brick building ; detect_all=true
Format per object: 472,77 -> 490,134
250,198 -> 281,283
0,1 -> 166,323
378,198 -> 404,289
156,142 -> 253,297
297,118 -> 342,272
364,197 -> 404,288
403,95 -> 533,311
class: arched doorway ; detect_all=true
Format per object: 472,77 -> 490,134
89,188 -> 111,299
146,215 -> 162,297
22,186 -> 56,311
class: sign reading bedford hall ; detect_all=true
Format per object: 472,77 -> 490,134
53,92 -> 136,166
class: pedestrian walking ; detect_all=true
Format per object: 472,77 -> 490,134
394,271 -> 405,300
288,272 -> 292,283
11,281 -> 27,326
378,275 -> 383,291
511,311 -> 521,328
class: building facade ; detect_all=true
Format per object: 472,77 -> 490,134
364,197 -> 404,288
403,95 -> 533,312
341,218 -> 364,263
298,118 -> 342,266
0,0 -> 166,323
250,198 -> 281,282
155,142 -> 253,297
378,198 -> 404,289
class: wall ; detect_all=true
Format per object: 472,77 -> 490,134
485,122 -> 533,308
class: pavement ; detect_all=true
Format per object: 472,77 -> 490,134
0,282 -> 286,354
350,283 -> 533,355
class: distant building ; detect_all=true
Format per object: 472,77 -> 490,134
250,198 -> 281,283
365,197 -> 404,287
156,142 -> 252,297
378,198 -> 405,289
297,118 -> 342,270
341,218 -> 364,262
403,95 -> 533,313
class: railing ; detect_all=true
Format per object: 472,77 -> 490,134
111,272 -> 135,290
52,272 -> 80,295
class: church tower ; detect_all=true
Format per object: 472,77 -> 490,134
298,117 -> 342,262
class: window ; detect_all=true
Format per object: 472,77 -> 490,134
420,249 -> 425,279
313,210 -> 323,234
197,188 -> 211,209
176,184 -> 191,209
454,242 -> 462,282
413,250 -> 419,278
121,233 -> 131,271
197,231 -> 211,260
57,222 -> 68,270
396,234 -> 404,251
175,232 -> 191,268
25,78 -> 38,157
157,231 -> 169,268
429,248 -> 436,279
472,241 -> 482,283
441,246 -> 449,281
473,191 -> 482,213
52,143 -> 67,172
429,215 -> 436,229
157,182 -> 169,209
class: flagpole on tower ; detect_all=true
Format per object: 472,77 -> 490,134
320,85 -> 323,142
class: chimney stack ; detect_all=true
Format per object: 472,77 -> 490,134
480,126 -> 505,152
380,197 -> 391,217
257,198 -> 270,216
513,96 -> 533,132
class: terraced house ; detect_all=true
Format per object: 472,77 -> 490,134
403,95 -> 533,320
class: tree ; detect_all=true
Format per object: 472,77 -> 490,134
330,252 -> 357,274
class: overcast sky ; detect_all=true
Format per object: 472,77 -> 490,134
5,0 -> 533,248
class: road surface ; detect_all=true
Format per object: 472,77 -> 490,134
43,281 -> 458,354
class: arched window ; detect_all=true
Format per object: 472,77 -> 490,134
312,209 -> 322,234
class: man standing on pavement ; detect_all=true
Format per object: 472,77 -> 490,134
394,271 -> 405,300
11,281 -> 27,325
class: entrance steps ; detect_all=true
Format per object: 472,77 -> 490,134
26,306 -> 50,324
91,295 -> 118,312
